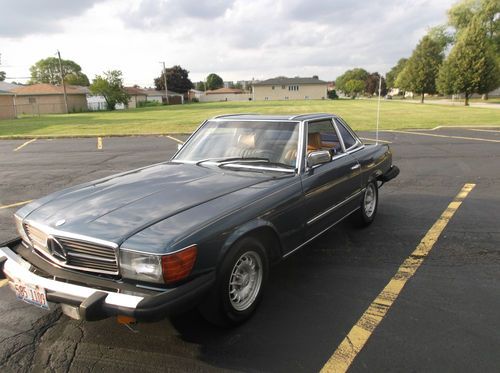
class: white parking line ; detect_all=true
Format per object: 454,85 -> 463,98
466,128 -> 500,134
0,200 -> 33,210
14,138 -> 37,152
0,279 -> 8,288
360,137 -> 392,144
165,135 -> 185,145
97,137 -> 103,150
384,130 -> 500,143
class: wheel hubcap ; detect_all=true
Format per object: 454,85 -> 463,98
228,251 -> 263,311
364,184 -> 377,217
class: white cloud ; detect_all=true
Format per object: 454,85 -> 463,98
0,0 -> 455,86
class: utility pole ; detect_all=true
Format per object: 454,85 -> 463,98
160,61 -> 169,105
57,50 -> 69,114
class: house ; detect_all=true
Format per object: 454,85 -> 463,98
124,87 -> 147,108
188,89 -> 204,101
252,77 -> 328,101
0,90 -> 16,120
143,89 -> 185,105
200,87 -> 252,102
12,84 -> 88,114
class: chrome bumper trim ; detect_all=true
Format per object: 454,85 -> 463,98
0,246 -> 143,309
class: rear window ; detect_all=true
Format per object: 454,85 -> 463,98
335,119 -> 357,149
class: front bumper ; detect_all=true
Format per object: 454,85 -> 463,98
0,238 -> 215,322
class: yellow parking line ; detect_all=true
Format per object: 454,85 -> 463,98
0,200 -> 33,210
360,137 -> 392,144
97,137 -> 103,150
384,130 -> 500,143
0,279 -> 8,288
165,135 -> 185,145
466,128 -> 500,134
13,138 -> 37,152
320,183 -> 476,373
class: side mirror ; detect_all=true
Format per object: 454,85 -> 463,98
307,150 -> 331,168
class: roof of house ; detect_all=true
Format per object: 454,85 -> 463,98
0,82 -> 21,92
253,77 -> 328,86
0,89 -> 14,95
206,87 -> 244,95
124,86 -> 147,95
12,83 -> 87,95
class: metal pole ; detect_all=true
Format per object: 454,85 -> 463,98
162,61 -> 169,105
57,50 -> 69,114
376,75 -> 382,145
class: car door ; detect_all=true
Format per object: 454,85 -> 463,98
300,119 -> 362,240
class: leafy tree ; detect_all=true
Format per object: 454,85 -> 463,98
0,71 -> 5,81
437,16 -> 500,105
396,35 -> 444,103
90,70 -> 130,111
386,58 -> 408,90
448,0 -> 500,53
195,81 -> 206,91
154,65 -> 193,94
365,72 -> 387,96
29,57 -> 89,86
344,79 -> 365,98
336,68 -> 369,97
327,89 -> 339,99
206,73 -> 224,90
427,25 -> 454,50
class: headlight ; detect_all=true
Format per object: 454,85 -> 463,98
120,250 -> 163,283
14,214 -> 30,244
120,245 -> 197,284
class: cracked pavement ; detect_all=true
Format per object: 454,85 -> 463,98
1,129 -> 499,372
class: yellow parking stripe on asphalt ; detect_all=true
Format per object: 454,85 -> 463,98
0,200 -> 33,210
320,183 -> 476,373
97,137 -> 103,150
384,130 -> 500,143
13,138 -> 37,152
360,137 -> 392,144
165,135 -> 185,144
0,279 -> 8,288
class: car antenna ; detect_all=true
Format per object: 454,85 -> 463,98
376,74 -> 382,145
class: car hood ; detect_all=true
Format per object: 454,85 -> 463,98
23,162 -> 276,244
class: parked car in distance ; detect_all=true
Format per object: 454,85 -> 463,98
0,113 -> 399,327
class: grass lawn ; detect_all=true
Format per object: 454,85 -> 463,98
0,99 -> 499,138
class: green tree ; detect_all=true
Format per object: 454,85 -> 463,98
396,35 -> 444,103
365,72 -> 387,96
336,68 -> 369,97
206,73 -> 224,90
0,71 -> 5,81
90,70 -> 130,111
344,79 -> 365,98
437,16 -> 500,105
154,65 -> 193,94
195,81 -> 206,91
29,57 -> 89,86
386,58 -> 408,90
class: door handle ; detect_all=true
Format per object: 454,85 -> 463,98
350,164 -> 361,170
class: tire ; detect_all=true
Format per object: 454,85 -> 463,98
199,236 -> 269,327
355,181 -> 378,227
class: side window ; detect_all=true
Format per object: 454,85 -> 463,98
335,119 -> 357,149
307,120 -> 343,155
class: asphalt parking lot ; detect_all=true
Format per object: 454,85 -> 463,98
0,127 -> 499,372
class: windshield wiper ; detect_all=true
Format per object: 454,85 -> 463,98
195,157 -> 269,166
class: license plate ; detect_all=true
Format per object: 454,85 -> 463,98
13,280 -> 49,310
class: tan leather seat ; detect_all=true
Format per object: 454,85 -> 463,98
307,132 -> 322,152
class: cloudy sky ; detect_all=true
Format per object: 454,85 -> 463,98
0,0 -> 455,86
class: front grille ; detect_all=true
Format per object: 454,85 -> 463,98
24,223 -> 48,252
23,222 -> 119,276
56,237 -> 119,275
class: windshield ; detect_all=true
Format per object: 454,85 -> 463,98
173,120 -> 300,169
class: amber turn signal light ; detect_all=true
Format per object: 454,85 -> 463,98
161,245 -> 197,284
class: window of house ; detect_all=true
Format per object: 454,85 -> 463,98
307,120 -> 343,155
282,85 -> 286,89
28,97 -> 36,104
272,86 -> 275,90
265,97 -> 269,100
288,85 -> 299,91
335,119 -> 357,149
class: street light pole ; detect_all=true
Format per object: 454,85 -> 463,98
161,61 -> 169,105
57,50 -> 69,114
